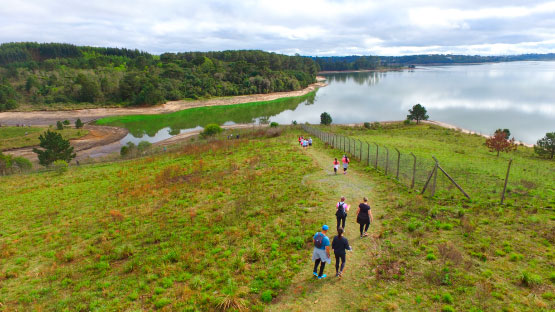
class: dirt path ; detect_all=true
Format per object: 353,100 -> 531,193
0,81 -> 326,126
269,141 -> 385,311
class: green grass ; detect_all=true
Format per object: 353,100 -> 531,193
277,123 -> 554,311
0,129 -> 329,311
0,126 -> 89,151
96,91 -> 316,137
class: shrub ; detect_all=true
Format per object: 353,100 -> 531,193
441,305 -> 455,312
202,124 -> 222,137
520,271 -> 542,288
52,160 -> 68,174
75,118 -> 84,129
261,290 -> 273,303
13,156 -> 32,172
137,140 -> 152,152
534,132 -> 554,159
320,112 -> 332,125
291,120 -> 297,125
56,121 -> 64,130
403,119 -> 412,125
270,122 -> 279,128
32,130 -> 76,166
426,253 -> 437,261
62,120 -> 70,125
364,122 -> 371,129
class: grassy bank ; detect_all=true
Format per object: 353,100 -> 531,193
0,126 -> 89,151
96,91 -> 315,137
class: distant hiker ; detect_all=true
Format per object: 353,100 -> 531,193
332,227 -> 352,277
298,136 -> 302,145
308,137 -> 313,146
236,134 -> 239,139
302,139 -> 308,148
333,158 -> 340,175
342,155 -> 350,174
356,197 -> 373,238
335,197 -> 349,230
312,225 -> 331,279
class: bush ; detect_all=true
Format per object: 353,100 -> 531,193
403,119 -> 412,125
291,120 -> 297,125
52,159 -> 68,174
202,124 -> 222,137
270,122 -> 279,128
75,118 -> 84,129
13,157 -> 32,172
62,120 -> 70,125
363,122 -> 371,129
33,130 -> 76,166
520,271 -> 542,287
56,121 -> 64,130
320,112 -> 332,125
260,290 -> 273,303
137,140 -> 152,152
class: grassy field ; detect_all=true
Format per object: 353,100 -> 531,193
0,129 -> 329,311
1,125 -> 553,311
96,91 -> 315,137
0,126 -> 89,151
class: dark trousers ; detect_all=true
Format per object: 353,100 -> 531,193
359,223 -> 369,235
336,214 -> 347,229
313,259 -> 326,277
335,254 -> 346,273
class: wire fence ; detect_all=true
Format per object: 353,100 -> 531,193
301,124 -> 526,203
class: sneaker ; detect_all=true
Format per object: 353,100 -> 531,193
338,271 -> 342,278
360,234 -> 363,238
313,272 -> 318,277
318,274 -> 327,279
363,232 -> 369,237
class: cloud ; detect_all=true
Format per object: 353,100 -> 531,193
1,0 -> 555,55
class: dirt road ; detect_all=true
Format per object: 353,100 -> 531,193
0,80 -> 326,126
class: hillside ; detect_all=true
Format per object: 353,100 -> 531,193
0,43 -> 319,111
0,125 -> 553,311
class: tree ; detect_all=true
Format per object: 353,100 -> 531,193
33,130 -> 76,166
485,130 -> 517,157
75,73 -> 99,102
320,112 -> 332,125
534,132 -> 555,159
496,128 -> 511,139
56,121 -> 64,130
75,118 -> 84,129
0,83 -> 18,111
201,124 -> 222,137
407,104 -> 429,124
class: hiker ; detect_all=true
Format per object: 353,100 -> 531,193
342,155 -> 350,174
335,197 -> 349,230
333,158 -> 340,175
332,227 -> 352,277
356,197 -> 373,238
308,137 -> 313,146
302,139 -> 308,148
312,225 -> 331,279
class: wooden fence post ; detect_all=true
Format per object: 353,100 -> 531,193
384,146 -> 389,175
431,158 -> 438,197
359,140 -> 363,161
500,159 -> 513,205
367,142 -> 370,166
410,152 -> 416,189
374,143 -> 379,169
394,148 -> 400,179
432,156 -> 471,199
421,164 -> 437,195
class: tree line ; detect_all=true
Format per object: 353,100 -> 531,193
0,42 -> 319,111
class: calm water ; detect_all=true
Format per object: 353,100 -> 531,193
113,61 -> 555,145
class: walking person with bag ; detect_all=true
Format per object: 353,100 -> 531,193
332,227 -> 352,278
342,155 -> 350,174
335,197 -> 349,230
312,225 -> 331,279
356,197 -> 373,238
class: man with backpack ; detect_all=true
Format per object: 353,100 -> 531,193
312,225 -> 331,279
336,196 -> 349,230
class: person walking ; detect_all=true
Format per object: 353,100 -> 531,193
332,227 -> 352,277
308,137 -> 313,146
335,197 -> 349,230
333,158 -> 340,175
342,155 -> 350,174
356,197 -> 373,238
312,225 -> 331,279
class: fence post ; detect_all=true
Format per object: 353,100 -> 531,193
431,158 -> 438,197
359,140 -> 363,161
394,148 -> 400,179
367,142 -> 370,166
500,159 -> 513,205
348,137 -> 351,155
410,152 -> 416,189
421,164 -> 437,195
343,136 -> 346,152
432,156 -> 471,199
374,143 -> 379,169
384,146 -> 389,175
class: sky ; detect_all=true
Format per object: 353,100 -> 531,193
1,0 -> 555,56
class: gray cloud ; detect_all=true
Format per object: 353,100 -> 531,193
1,0 -> 555,55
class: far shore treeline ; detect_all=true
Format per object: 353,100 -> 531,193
0,42 -> 319,111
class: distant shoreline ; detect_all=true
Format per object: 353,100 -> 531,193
319,67 -> 406,74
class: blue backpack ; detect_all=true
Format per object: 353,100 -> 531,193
314,232 -> 325,248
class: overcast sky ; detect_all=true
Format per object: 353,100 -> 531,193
1,0 -> 555,56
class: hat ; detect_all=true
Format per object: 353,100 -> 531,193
322,225 -> 329,231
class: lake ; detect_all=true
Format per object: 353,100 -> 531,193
106,61 -> 555,145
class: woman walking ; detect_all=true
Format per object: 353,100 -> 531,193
342,155 -> 350,174
333,158 -> 340,175
356,197 -> 373,238
332,227 -> 352,278
335,196 -> 349,230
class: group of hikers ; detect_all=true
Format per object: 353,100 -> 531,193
312,196 -> 374,279
298,136 -> 313,148
296,135 -> 373,279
